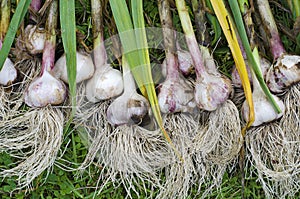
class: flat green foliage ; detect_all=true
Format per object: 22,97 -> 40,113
60,0 -> 77,129
0,0 -> 31,70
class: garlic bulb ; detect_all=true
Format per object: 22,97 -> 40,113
107,91 -> 149,126
0,58 -> 17,85
53,51 -> 95,84
85,64 -> 123,103
25,71 -> 67,108
194,47 -> 232,111
106,60 -> 149,126
158,53 -> 195,113
231,57 -> 271,87
25,25 -> 46,55
194,72 -> 232,111
242,92 -> 285,126
242,56 -> 285,126
266,54 -> 300,93
158,77 -> 195,113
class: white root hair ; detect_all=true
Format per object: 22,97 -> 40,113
74,83 -> 172,198
205,100 -> 242,164
0,87 -> 12,121
280,84 -> 300,134
157,113 -> 205,199
246,122 -> 300,198
192,100 -> 242,197
0,106 -> 64,189
75,84 -> 243,198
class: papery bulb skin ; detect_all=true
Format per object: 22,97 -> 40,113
267,54 -> 300,93
25,25 -> 46,55
158,76 -> 196,113
242,93 -> 285,126
177,50 -> 193,76
53,52 -> 95,84
195,72 -> 232,111
106,92 -> 150,126
0,58 -> 17,85
85,65 -> 123,103
231,57 -> 271,87
162,50 -> 193,77
24,71 -> 67,108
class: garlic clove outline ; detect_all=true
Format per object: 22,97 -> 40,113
158,76 -> 196,113
53,51 -> 95,84
85,65 -> 123,103
266,54 -> 300,93
0,58 -> 17,86
25,25 -> 46,55
242,92 -> 285,126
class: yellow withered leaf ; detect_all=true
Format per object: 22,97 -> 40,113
210,0 -> 254,134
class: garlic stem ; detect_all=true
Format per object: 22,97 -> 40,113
30,0 -> 41,12
191,0 -> 209,44
41,0 -> 57,74
91,0 -> 107,68
175,0 -> 205,76
257,0 -> 286,60
29,0 -> 42,21
85,0 -> 123,102
255,0 -> 300,93
158,0 -> 179,79
176,0 -> 233,111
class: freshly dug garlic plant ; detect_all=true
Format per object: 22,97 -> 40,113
266,54 -> 300,93
53,51 -> 95,84
25,25 -> 46,55
25,70 -> 66,108
106,59 -> 149,126
158,53 -> 195,113
25,3 -> 66,108
242,57 -> 285,126
0,58 -> 17,85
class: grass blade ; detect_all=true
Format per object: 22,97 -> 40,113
204,0 -> 222,45
0,0 -> 31,70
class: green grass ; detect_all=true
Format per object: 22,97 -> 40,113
0,0 -> 299,198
